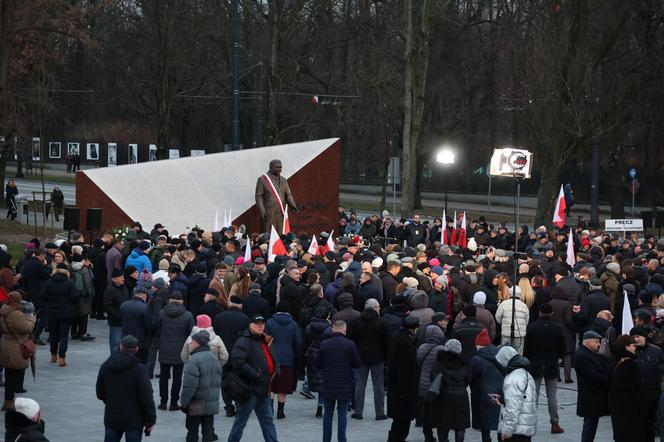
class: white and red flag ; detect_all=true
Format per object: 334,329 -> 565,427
268,226 -> 287,263
457,212 -> 468,248
308,235 -> 320,255
552,185 -> 567,228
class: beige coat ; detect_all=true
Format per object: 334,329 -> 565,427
181,326 -> 229,367
0,304 -> 36,369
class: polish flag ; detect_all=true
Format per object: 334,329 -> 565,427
244,237 -> 252,263
441,210 -> 447,245
282,206 -> 291,235
457,212 -> 468,248
451,211 -> 457,245
321,230 -> 335,254
621,290 -> 635,335
268,226 -> 287,263
552,185 -> 567,228
213,210 -> 220,232
222,210 -> 229,229
308,235 -> 320,255
566,229 -> 575,267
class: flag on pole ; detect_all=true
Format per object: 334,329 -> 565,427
552,185 -> 567,228
451,211 -> 457,245
282,206 -> 291,235
566,229 -> 576,267
268,226 -> 287,263
213,210 -> 220,232
244,237 -> 252,263
308,235 -> 319,255
441,210 -> 447,245
228,209 -> 233,227
457,212 -> 468,248
621,290 -> 635,334
321,230 -> 335,254
222,210 -> 229,228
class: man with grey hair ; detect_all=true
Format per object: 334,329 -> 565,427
350,298 -> 388,420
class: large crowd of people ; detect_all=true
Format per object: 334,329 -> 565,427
1,207 -> 664,442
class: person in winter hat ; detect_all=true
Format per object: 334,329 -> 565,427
495,286 -> 529,355
4,397 -> 49,441
492,346 -> 537,439
181,314 -> 229,366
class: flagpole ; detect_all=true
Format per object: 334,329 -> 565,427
511,173 -> 522,348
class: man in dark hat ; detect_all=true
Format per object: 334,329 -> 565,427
630,325 -> 664,442
181,330 -> 223,442
573,330 -> 609,442
227,314 -> 279,441
195,288 -> 223,320
119,286 -> 154,364
386,315 -> 420,441
96,335 -> 156,441
104,268 -> 129,354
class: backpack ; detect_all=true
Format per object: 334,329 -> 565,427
450,286 -> 464,315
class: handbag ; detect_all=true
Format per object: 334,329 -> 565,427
222,371 -> 253,403
598,328 -> 613,357
423,372 -> 443,403
188,398 -> 206,416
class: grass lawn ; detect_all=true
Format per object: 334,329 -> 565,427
0,219 -> 62,262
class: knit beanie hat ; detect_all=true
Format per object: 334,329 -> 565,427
443,339 -> 462,355
473,291 -> 487,305
14,398 -> 39,420
475,328 -> 491,347
159,259 -> 169,270
196,314 -> 212,329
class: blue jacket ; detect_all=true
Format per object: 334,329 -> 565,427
169,273 -> 189,298
469,345 -> 504,430
119,296 -> 154,348
125,248 -> 152,275
317,332 -> 360,400
266,312 -> 302,367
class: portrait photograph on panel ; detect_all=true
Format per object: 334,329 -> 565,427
49,142 -> 61,158
67,142 -> 80,156
86,142 -> 100,160
169,148 -> 180,159
128,143 -> 138,164
107,143 -> 117,167
190,149 -> 205,157
149,144 -> 157,161
32,137 -> 41,161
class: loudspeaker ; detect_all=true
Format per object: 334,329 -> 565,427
63,207 -> 80,231
87,208 -> 102,231
656,211 -> 664,229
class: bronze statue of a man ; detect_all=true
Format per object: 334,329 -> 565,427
255,159 -> 298,233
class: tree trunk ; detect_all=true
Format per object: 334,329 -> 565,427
400,0 -> 432,217
534,160 -> 561,227
0,0 -> 12,90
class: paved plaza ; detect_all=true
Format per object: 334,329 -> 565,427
15,320 -> 615,441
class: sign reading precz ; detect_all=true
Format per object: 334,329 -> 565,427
605,219 -> 644,232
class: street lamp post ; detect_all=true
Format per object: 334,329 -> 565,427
436,148 -> 456,213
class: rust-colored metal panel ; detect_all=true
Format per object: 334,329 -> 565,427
233,139 -> 341,235
75,171 -> 132,232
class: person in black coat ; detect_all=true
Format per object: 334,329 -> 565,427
195,288 -> 224,321
185,264 -> 210,314
21,251 -> 50,343
317,320 -> 361,442
88,239 -> 108,320
524,303 -> 566,433
213,296 -> 248,416
96,335 -> 156,439
119,287 -> 154,364
630,326 -> 664,442
573,330 -> 610,442
573,279 -> 610,337
383,295 -> 409,338
4,398 -> 49,442
387,315 -> 420,442
41,264 -> 78,365
426,339 -> 470,442
104,269 -> 130,354
451,305 -> 487,363
349,300 -> 388,420
242,288 -> 271,320
609,334 -> 645,442
469,330 -> 503,442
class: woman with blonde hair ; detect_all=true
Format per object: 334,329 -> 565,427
50,249 -> 69,273
518,276 -> 535,310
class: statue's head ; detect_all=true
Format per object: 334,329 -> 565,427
269,159 -> 282,176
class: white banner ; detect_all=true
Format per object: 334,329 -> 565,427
605,218 -> 643,232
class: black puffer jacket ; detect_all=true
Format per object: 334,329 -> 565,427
41,269 -> 78,320
231,330 -> 278,396
4,410 -> 49,442
157,303 -> 194,365
104,281 -> 129,327
96,351 -> 156,431
350,308 -> 388,365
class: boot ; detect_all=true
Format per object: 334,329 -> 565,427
276,401 -> 285,419
58,356 -> 66,367
50,354 -> 57,363
1,400 -> 14,411
169,403 -> 181,411
551,422 -> 564,434
315,405 -> 323,418
225,405 -> 236,417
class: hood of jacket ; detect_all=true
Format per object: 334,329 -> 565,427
360,308 -> 379,321
106,351 -> 139,374
505,355 -> 531,374
424,324 -> 445,344
130,248 -> 146,259
163,302 -> 186,317
191,325 -> 217,339
272,311 -> 294,325
71,260 -> 84,271
409,290 -> 429,310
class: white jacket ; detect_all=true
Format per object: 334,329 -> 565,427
498,365 -> 538,437
495,298 -> 529,338
181,326 -> 229,366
